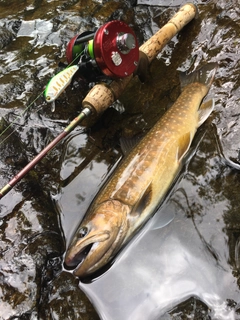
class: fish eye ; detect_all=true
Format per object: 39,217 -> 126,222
46,96 -> 51,101
78,226 -> 88,238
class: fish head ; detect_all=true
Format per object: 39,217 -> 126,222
64,200 -> 129,278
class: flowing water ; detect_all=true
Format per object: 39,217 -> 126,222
0,0 -> 240,319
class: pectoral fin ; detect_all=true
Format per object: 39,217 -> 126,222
198,99 -> 215,127
131,184 -> 152,217
177,132 -> 192,162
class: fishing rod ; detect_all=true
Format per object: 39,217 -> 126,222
0,3 -> 197,199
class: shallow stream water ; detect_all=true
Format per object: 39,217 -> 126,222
0,0 -> 240,319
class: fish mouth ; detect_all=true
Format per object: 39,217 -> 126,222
64,242 -> 93,268
64,230 -> 116,277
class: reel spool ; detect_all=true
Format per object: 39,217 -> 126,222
66,20 -> 139,81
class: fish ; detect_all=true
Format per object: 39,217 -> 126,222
64,62 -> 218,278
44,65 -> 79,110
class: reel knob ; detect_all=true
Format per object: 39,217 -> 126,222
116,32 -> 136,54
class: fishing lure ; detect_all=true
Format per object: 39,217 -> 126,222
44,65 -> 79,111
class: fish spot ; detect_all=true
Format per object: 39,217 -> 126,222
135,169 -> 143,176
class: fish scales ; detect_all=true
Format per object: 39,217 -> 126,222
94,82 -> 207,210
64,62 -> 218,277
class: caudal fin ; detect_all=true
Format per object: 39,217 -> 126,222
179,62 -> 218,90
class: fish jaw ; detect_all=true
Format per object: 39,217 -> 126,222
64,230 -> 112,276
64,200 -> 130,277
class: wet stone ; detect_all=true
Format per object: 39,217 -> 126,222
162,297 -> 211,320
39,271 -> 100,320
0,195 -> 64,319
0,26 -> 14,49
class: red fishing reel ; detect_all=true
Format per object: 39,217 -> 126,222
66,20 -> 139,81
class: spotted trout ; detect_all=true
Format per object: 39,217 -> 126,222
64,62 -> 218,277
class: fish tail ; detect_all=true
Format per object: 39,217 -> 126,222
179,62 -> 218,90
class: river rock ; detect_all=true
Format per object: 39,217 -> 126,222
0,26 -> 14,49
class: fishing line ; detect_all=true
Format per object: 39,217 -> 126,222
0,90 -> 44,146
0,49 -> 84,147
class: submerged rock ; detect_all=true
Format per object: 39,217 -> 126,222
0,195 -> 63,319
0,26 -> 14,49
39,271 -> 100,320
